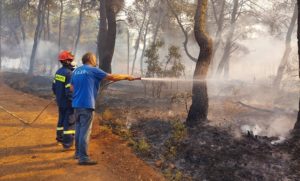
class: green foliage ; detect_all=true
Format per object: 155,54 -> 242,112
163,168 -> 173,180
174,170 -> 183,181
168,0 -> 196,27
145,40 -> 165,77
100,125 -> 112,133
164,119 -> 187,159
170,119 -> 187,142
115,127 -> 133,140
164,45 -> 185,78
145,43 -> 185,78
134,137 -> 151,154
163,168 -> 185,181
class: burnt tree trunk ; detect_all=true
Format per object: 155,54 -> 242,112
73,0 -> 84,55
97,0 -> 122,73
103,3 -> 117,73
274,4 -> 297,88
186,0 -> 213,127
28,0 -> 46,74
293,0 -> 300,132
98,0 -> 107,70
216,0 -> 238,78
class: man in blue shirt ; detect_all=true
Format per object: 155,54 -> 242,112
71,52 -> 138,165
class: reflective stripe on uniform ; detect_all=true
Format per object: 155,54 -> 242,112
55,74 -> 66,83
57,127 -> 64,131
53,79 -> 56,83
63,130 -> 75,134
65,83 -> 71,88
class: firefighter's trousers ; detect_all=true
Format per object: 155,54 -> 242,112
56,107 -> 75,148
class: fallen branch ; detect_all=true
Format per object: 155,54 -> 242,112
236,101 -> 298,114
236,101 -> 273,113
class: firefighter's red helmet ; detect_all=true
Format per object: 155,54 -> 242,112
58,50 -> 74,61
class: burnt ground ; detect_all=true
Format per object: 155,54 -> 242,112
2,72 -> 300,180
2,72 -> 53,99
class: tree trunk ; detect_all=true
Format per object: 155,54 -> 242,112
58,0 -> 63,51
56,0 -> 64,69
47,2 -> 54,75
216,0 -> 238,78
131,2 -> 147,74
273,4 -> 297,88
98,0 -> 119,73
152,0 -> 164,45
17,10 -> 26,42
28,0 -> 46,74
98,0 -> 108,70
46,2 -> 50,40
73,0 -> 84,56
210,0 -> 225,70
140,17 -> 151,76
186,0 -> 212,127
0,0 -> 2,71
293,0 -> 300,132
103,3 -> 117,73
12,30 -> 21,46
17,6 -> 26,68
127,28 -> 130,74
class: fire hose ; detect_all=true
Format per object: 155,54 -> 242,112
0,78 -> 141,142
0,99 -> 55,126
0,99 -> 55,142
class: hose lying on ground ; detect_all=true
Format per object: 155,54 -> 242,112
0,80 -> 134,142
0,106 -> 30,125
0,98 -> 55,142
0,81 -> 116,142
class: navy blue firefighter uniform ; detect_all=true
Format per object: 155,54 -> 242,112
52,51 -> 76,149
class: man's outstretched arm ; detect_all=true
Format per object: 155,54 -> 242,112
105,74 -> 139,81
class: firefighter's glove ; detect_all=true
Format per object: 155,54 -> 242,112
111,74 -> 134,81
127,76 -> 136,81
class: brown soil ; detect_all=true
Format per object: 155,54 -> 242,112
0,78 -> 165,181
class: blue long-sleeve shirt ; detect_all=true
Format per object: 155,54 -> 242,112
52,65 -> 73,108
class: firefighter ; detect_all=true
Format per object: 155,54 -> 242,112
52,50 -> 76,150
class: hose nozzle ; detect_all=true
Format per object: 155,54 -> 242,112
133,77 -> 142,80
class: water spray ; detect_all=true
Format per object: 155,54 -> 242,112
140,77 -> 221,83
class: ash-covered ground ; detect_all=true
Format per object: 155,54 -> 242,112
3,72 -> 300,181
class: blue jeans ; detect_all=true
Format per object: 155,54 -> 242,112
74,108 -> 94,162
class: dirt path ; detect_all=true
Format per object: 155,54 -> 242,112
0,81 -> 165,181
